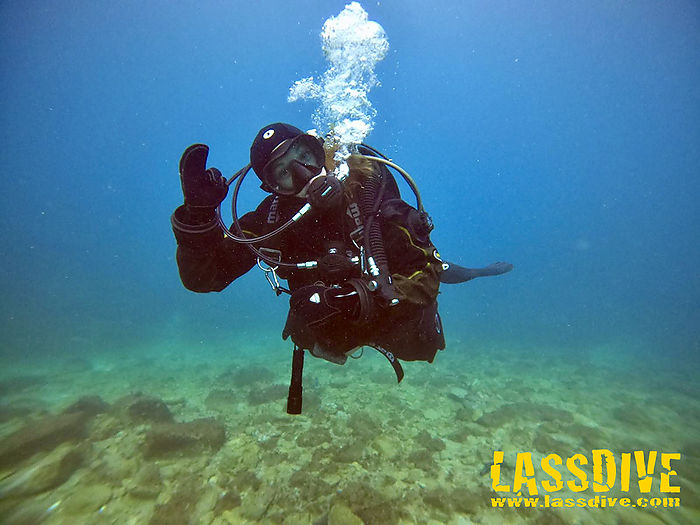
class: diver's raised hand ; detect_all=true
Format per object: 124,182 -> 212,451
179,144 -> 228,209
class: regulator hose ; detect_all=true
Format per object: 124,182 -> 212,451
359,169 -> 395,304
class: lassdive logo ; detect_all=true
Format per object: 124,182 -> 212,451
489,450 -> 682,510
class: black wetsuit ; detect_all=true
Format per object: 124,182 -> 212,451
171,167 -> 445,362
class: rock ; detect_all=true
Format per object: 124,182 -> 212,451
296,427 -> 331,447
232,470 -> 261,491
0,375 -> 46,396
63,395 -> 110,417
681,455 -> 700,483
143,418 -> 226,458
372,435 -> 397,457
113,394 -> 174,424
681,440 -> 700,458
128,463 -> 163,499
217,365 -> 274,387
447,422 -> 489,443
89,414 -> 123,441
288,471 -> 333,501
282,511 -> 314,525
0,411 -> 88,468
348,412 -> 381,440
62,482 -> 112,515
451,486 -> 487,514
213,489 -> 241,514
205,389 -> 238,412
335,442 -> 365,464
408,449 -> 438,472
334,482 -> 401,522
89,444 -> 137,485
448,386 -> 471,401
533,431 -> 571,458
0,403 -> 35,423
247,385 -> 288,406
455,405 -> 476,422
149,476 -> 201,525
531,403 -> 574,424
0,443 -> 86,498
2,498 -> 65,524
534,510 -> 569,525
476,405 -> 520,428
612,403 -> 650,427
328,502 -> 364,525
476,402 -> 573,428
240,488 -> 274,520
415,430 -> 446,452
565,423 -> 605,450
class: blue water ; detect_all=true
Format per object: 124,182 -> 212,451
1,2 -> 699,523
1,0 -> 698,366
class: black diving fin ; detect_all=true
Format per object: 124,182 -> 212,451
440,261 -> 513,284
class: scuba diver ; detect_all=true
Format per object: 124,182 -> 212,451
171,123 -> 512,413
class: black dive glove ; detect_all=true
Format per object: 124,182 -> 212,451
179,144 -> 228,211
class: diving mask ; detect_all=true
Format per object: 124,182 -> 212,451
261,134 -> 326,196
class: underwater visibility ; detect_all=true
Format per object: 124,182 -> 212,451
1,1 -> 699,524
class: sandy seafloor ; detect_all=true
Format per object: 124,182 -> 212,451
1,332 -> 698,525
